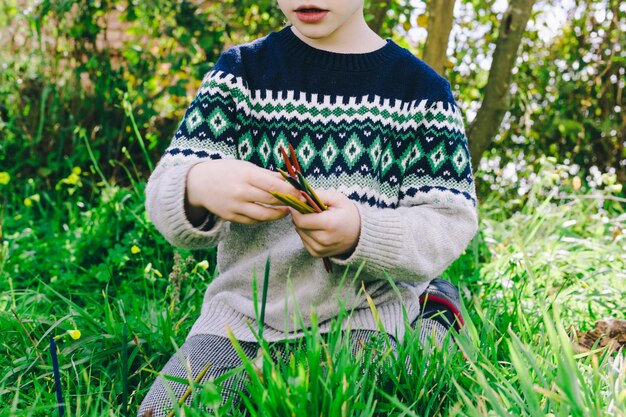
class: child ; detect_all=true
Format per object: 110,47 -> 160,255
139,0 -> 478,415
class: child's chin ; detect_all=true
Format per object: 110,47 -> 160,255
292,24 -> 337,41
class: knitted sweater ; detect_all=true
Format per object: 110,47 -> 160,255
146,26 -> 478,342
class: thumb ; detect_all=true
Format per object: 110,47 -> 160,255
313,189 -> 347,208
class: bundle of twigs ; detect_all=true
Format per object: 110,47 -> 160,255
271,145 -> 333,273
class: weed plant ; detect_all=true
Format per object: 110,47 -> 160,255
1,156 -> 625,417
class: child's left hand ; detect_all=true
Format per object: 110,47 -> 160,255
289,190 -> 361,259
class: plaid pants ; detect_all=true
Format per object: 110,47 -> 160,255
137,278 -> 463,417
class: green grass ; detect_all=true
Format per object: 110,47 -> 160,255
1,161 -> 625,417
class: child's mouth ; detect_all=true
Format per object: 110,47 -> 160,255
294,7 -> 329,23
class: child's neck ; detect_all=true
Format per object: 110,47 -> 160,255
289,22 -> 386,54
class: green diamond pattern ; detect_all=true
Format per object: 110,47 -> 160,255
174,76 -> 476,205
185,107 -> 203,133
399,142 -> 423,174
428,142 -> 447,173
207,107 -> 230,137
379,143 -> 394,176
320,137 -> 339,172
368,136 -> 382,171
273,133 -> 289,168
296,134 -> 317,171
258,134 -> 272,166
238,133 -> 253,161
342,133 -> 364,170
451,145 -> 469,175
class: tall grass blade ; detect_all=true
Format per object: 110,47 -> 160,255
77,126 -> 109,187
122,95 -> 154,172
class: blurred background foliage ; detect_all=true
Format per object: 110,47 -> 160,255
0,0 -> 624,198
0,3 -> 624,415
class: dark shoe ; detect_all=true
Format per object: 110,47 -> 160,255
418,278 -> 464,332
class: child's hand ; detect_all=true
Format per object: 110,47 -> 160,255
290,190 -> 361,258
186,159 -> 301,225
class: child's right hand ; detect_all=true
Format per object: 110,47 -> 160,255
185,159 -> 300,225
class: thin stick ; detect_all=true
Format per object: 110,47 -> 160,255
301,191 -> 322,213
270,191 -> 317,214
298,173 -> 327,210
276,168 -> 292,181
297,192 -> 333,272
121,324 -> 129,417
280,146 -> 296,178
49,335 -> 65,417
277,168 -> 304,190
277,147 -> 333,273
323,258 -> 333,273
289,144 -> 302,173
259,257 -> 271,339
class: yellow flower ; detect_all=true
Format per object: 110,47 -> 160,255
131,245 -> 141,254
0,172 -> 10,185
68,329 -> 82,340
24,194 -> 41,207
57,167 -> 83,189
66,172 -> 80,185
197,260 -> 209,270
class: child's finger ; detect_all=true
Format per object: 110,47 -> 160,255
312,189 -> 348,208
242,187 -> 285,206
236,203 -> 290,223
290,208 -> 328,231
252,173 -> 302,200
294,228 -> 325,257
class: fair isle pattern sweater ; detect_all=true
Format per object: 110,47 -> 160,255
146,27 -> 478,342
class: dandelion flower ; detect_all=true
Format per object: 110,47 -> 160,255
197,260 -> 209,270
131,245 -> 141,254
0,172 -> 10,185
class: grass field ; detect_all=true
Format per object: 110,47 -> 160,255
1,159 -> 625,416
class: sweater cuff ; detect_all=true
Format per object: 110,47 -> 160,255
149,162 -> 228,249
330,204 -> 404,276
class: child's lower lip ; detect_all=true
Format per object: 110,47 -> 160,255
295,10 -> 328,23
